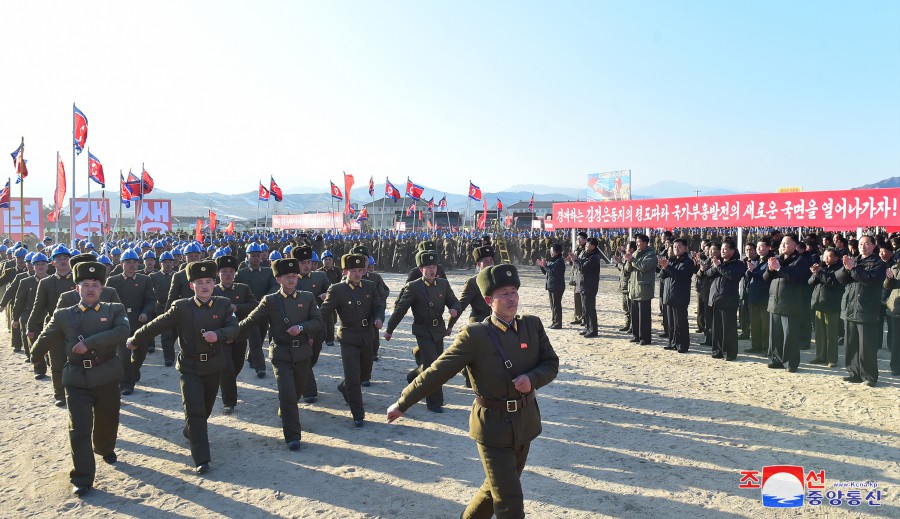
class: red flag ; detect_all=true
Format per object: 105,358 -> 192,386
344,172 -> 354,214
209,211 -> 217,232
426,220 -> 433,229
141,169 -> 154,194
14,141 -> 27,181
368,176 -> 374,198
418,210 -> 423,220
259,183 -> 270,201
120,173 -> 133,208
477,197 -> 487,229
406,178 -> 424,200
438,195 -> 447,209
427,197 -> 435,212
468,181 -> 481,201
225,220 -> 235,235
49,153 -> 66,222
0,180 -> 9,209
356,207 -> 368,222
497,198 -> 503,212
347,206 -> 356,216
330,181 -> 343,201
73,106 -> 88,154
406,202 -> 415,216
195,219 -> 203,242
88,152 -> 105,188
528,194 -> 534,212
270,176 -> 283,202
505,214 -> 513,227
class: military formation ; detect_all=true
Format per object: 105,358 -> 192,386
2,225 -> 898,516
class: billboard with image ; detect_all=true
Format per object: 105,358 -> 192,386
587,170 -> 631,201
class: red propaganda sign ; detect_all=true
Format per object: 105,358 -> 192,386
272,212 -> 360,231
0,198 -> 44,240
136,199 -> 172,233
552,188 -> 900,229
70,198 -> 110,239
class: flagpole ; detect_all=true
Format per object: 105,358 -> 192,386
86,147 -> 93,241
6,177 -> 11,238
265,196 -> 271,231
138,162 -> 145,239
55,152 -> 61,243
18,138 -> 24,242
71,104 -> 76,246
118,169 -> 123,236
255,179 -> 261,228
400,180 -> 407,233
445,194 -> 451,231
466,181 -> 471,231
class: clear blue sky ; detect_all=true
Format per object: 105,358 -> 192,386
2,0 -> 898,205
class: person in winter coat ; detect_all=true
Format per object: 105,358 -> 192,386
884,259 -> 900,376
706,239 -> 745,361
658,238 -> 695,353
625,234 -> 658,345
808,248 -> 845,367
763,234 -> 811,373
744,239 -> 774,354
574,238 -> 602,337
537,243 -> 566,329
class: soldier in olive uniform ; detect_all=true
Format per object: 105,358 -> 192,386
447,245 -> 495,334
128,260 -> 239,474
107,250 -> 157,395
387,264 -> 559,519
349,245 -> 389,367
30,261 -> 131,497
56,254 -> 123,310
165,243 -> 203,308
12,253 -> 50,368
405,241 -> 448,282
150,251 -> 178,366
236,242 -> 278,377
213,255 -> 259,414
239,258 -> 322,449
28,245 -> 76,401
0,248 -> 29,353
318,254 -> 385,427
384,250 -> 461,413
288,246 -> 330,403
317,250 -> 341,346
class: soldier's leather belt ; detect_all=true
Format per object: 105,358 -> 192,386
274,339 -> 305,348
475,392 -> 535,413
70,352 -> 117,369
185,350 -> 219,362
431,319 -> 441,327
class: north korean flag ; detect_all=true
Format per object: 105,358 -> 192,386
0,180 -> 10,209
270,176 -> 283,202
406,202 -> 415,216
141,169 -> 154,194
368,176 -> 374,198
125,171 -> 143,199
468,181 -> 482,201
427,197 -> 435,212
259,182 -> 270,201
88,152 -> 105,188
330,181 -> 343,201
406,178 -> 424,200
497,198 -> 503,212
385,179 -> 401,201
438,195 -> 447,209
73,105 -> 88,155
356,207 -> 368,222
528,194 -> 534,212
120,173 -> 133,208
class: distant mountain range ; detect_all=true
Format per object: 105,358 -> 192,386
70,177 -> 895,221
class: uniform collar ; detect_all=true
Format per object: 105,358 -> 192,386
218,282 -> 234,291
348,281 -> 362,290
490,315 -> 517,333
280,289 -> 298,299
56,271 -> 72,280
423,277 -> 436,287
298,272 -> 311,279
194,296 -> 214,308
78,301 -> 101,312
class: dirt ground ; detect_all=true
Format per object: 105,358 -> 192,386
0,265 -> 896,518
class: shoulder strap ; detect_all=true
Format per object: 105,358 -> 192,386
483,322 -> 516,381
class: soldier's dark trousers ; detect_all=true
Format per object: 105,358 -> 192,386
414,333 -> 444,409
749,303 -> 769,352
338,341 -> 373,420
248,322 -> 268,373
463,442 -> 531,519
695,294 -> 706,331
66,381 -> 120,488
19,322 -> 32,359
845,321 -> 879,384
30,337 -> 49,376
581,291 -> 597,334
621,294 -> 631,328
572,292 -> 583,322
180,369 -> 222,466
667,304 -> 689,351
631,299 -> 651,342
769,313 -> 800,370
324,313 -> 336,344
220,340 -> 248,407
371,324 -> 381,360
117,343 -> 147,390
303,331 -> 325,399
889,315 -> 900,375
739,299 -> 750,333
711,306 -> 737,359
660,303 -> 670,337
547,290 -> 563,328
814,310 -> 840,365
273,357 -> 311,442
10,321 -> 23,352
160,328 -> 176,364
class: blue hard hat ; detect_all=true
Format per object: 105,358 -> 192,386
14,247 -> 28,258
260,243 -> 269,252
311,252 -> 320,262
111,247 -> 122,255
184,242 -> 203,254
154,240 -> 165,248
51,245 -> 71,258
268,250 -> 282,261
283,245 -> 293,255
368,256 -> 375,266
31,252 -> 49,263
213,249 -> 227,259
121,249 -> 140,261
25,252 -> 34,263
207,245 -> 216,252
246,242 -> 262,253
322,250 -> 333,258
142,250 -> 157,260
222,246 -> 232,254
85,242 -> 95,249
98,255 -> 112,265
159,251 -> 175,262
173,248 -> 183,256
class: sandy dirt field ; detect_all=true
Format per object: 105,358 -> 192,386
0,265 -> 896,518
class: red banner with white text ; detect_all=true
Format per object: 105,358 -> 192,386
136,199 -> 172,234
70,198 -> 110,239
0,198 -> 43,240
273,212 -> 360,231
552,188 -> 900,229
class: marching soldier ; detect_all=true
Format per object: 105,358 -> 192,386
27,245 -> 75,403
363,255 -> 389,365
106,249 -> 156,395
317,250 -> 341,346
213,255 -> 259,414
405,241 -> 448,282
239,258 -> 322,449
288,246 -> 330,403
447,245 -> 494,334
384,249 -> 461,413
1,250 -> 34,356
318,253 -> 385,427
149,251 -> 178,365
128,260 -> 239,474
387,264 -> 559,519
235,242 -> 278,377
11,253 -> 49,372
30,261 -> 131,497
165,243 -> 203,308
